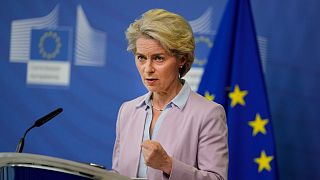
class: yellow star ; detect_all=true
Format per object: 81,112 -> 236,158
248,113 -> 269,136
204,91 -> 215,101
254,150 -> 274,172
228,84 -> 248,107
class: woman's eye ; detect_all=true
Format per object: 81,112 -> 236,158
154,56 -> 164,62
136,55 -> 145,61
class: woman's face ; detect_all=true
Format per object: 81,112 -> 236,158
135,37 -> 183,94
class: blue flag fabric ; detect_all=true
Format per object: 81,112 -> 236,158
197,0 -> 278,179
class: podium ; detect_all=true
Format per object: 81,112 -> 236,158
0,153 -> 130,180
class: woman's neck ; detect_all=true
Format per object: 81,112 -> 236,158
152,80 -> 183,109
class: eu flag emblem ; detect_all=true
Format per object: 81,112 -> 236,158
30,29 -> 71,61
198,0 -> 278,179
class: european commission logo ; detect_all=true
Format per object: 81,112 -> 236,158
9,5 -> 107,87
31,30 -> 70,61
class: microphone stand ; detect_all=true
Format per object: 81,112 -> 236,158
16,124 -> 36,153
15,108 -> 63,153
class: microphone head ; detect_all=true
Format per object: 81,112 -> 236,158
34,108 -> 63,127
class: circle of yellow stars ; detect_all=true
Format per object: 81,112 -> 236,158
38,31 -> 62,60
194,36 -> 213,66
204,84 -> 274,173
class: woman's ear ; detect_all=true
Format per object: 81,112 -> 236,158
179,56 -> 187,67
178,57 -> 187,78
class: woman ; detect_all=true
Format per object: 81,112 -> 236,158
112,9 -> 228,180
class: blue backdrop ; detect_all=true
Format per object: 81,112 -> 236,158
0,0 -> 319,179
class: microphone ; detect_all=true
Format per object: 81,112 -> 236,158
16,108 -> 63,153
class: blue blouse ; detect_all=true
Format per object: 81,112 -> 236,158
137,81 -> 191,178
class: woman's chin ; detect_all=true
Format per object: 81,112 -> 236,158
146,87 -> 157,92
144,85 -> 159,92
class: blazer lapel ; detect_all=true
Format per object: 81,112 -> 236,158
125,106 -> 147,177
156,106 -> 183,154
148,106 -> 183,179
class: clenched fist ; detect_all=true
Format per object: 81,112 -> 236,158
141,140 -> 172,175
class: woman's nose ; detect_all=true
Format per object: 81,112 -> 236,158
144,59 -> 155,73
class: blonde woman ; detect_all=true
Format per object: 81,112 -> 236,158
112,9 -> 228,180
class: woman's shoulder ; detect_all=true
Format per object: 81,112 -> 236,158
187,91 -> 225,113
185,91 -> 226,127
119,93 -> 148,111
188,91 -> 222,106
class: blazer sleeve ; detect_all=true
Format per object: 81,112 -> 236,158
112,103 -> 125,173
165,104 -> 228,180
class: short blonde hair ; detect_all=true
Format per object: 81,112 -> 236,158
126,9 -> 195,77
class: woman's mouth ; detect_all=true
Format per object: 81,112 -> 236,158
145,78 -> 158,85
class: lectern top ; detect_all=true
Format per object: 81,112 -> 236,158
0,152 -> 130,180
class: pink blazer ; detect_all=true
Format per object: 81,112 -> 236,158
112,91 -> 228,180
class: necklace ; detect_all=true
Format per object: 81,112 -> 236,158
152,106 -> 163,111
151,100 -> 164,111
